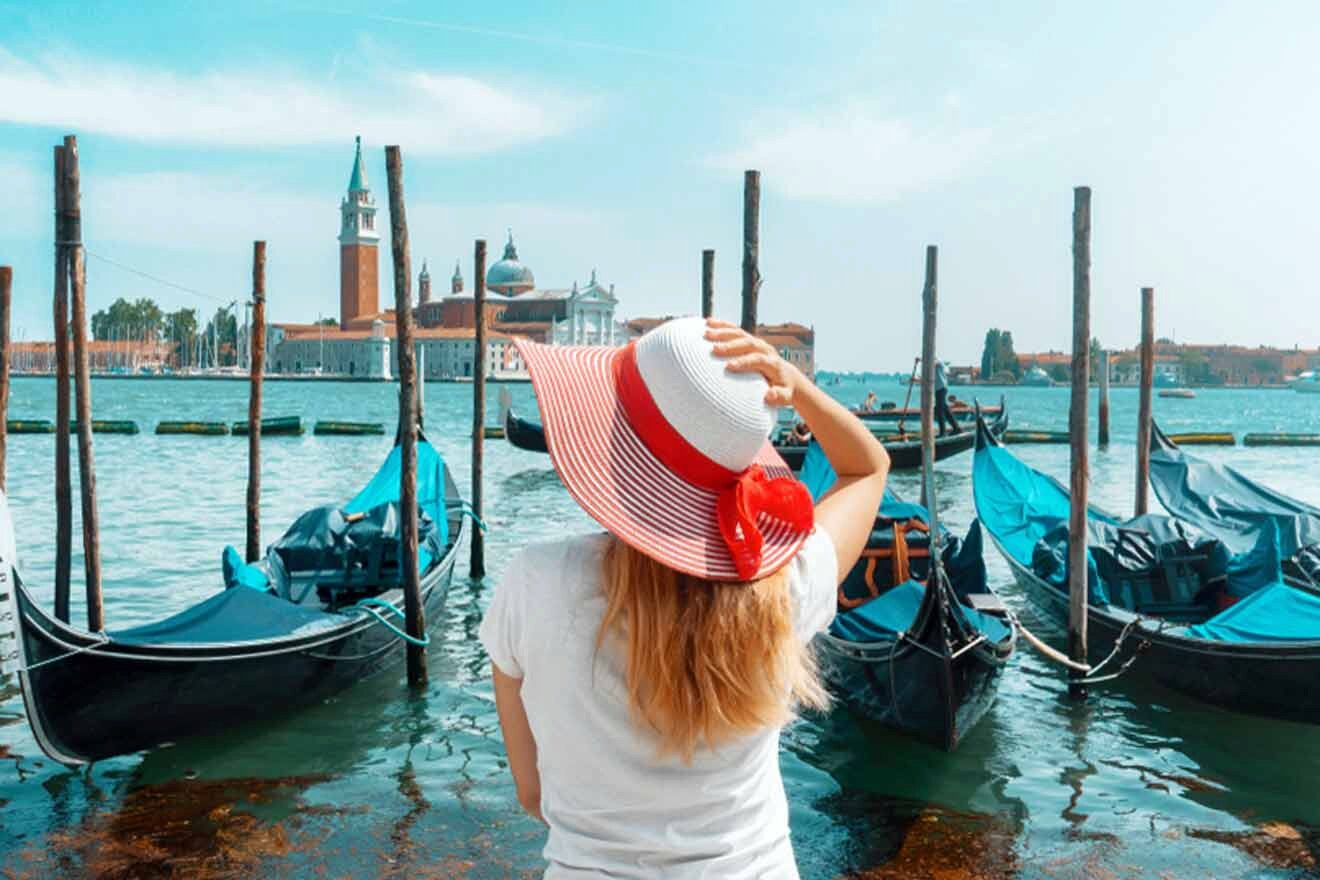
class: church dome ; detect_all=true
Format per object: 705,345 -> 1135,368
486,232 -> 535,293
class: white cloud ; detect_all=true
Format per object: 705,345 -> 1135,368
712,102 -> 991,204
0,50 -> 586,155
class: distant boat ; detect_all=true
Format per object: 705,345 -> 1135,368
1159,388 -> 1196,399
1019,366 -> 1053,387
1292,372 -> 1320,394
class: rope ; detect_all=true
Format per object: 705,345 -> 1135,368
353,596 -> 430,647
1005,606 -> 1091,673
4,632 -> 111,674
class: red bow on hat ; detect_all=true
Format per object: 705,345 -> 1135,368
614,342 -> 815,581
717,466 -> 815,580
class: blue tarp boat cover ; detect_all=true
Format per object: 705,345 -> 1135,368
1150,425 -> 1320,561
801,441 -> 1006,644
1189,582 -> 1320,643
978,436 -> 1320,643
973,440 -> 1117,604
110,585 -> 344,646
346,440 -> 449,552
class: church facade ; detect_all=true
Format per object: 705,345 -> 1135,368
424,233 -> 621,346
269,138 -> 620,379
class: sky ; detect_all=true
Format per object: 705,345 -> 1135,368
0,0 -> 1318,370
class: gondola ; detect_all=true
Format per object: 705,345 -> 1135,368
1149,422 -> 1320,585
800,443 -> 1015,751
507,404 -> 1009,473
504,407 -> 548,453
776,404 -> 1008,472
2,435 -> 467,765
973,415 -> 1320,724
853,402 -> 1002,422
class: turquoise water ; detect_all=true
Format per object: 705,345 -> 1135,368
3,378 -> 1320,878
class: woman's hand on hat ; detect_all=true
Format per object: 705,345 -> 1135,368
704,319 -> 804,407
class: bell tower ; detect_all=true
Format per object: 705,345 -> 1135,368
339,136 -> 380,328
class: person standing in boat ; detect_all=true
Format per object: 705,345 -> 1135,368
481,317 -> 889,878
860,389 -> 878,413
926,358 -> 962,436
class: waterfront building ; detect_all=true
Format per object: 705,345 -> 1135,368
11,340 -> 173,373
425,233 -> 620,345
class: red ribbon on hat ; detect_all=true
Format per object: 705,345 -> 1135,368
613,342 -> 814,580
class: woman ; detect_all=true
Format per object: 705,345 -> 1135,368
481,317 -> 889,877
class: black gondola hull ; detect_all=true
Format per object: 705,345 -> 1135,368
778,409 -> 1007,472
994,534 -> 1320,723
815,582 -> 1014,751
505,410 -> 548,453
15,542 -> 459,765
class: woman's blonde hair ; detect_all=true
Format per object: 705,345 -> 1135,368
598,536 -> 829,762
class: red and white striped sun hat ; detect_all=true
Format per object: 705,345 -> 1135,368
516,316 -> 814,582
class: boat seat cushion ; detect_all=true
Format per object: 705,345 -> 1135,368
830,579 -> 925,642
829,579 -> 1012,645
222,545 -> 271,592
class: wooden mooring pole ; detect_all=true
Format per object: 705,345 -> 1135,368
245,241 -> 266,562
701,249 -> 715,319
385,145 -> 426,687
740,171 -> 760,333
918,246 -> 939,520
470,239 -> 488,580
1068,186 -> 1092,697
52,145 -> 72,623
0,266 -> 10,492
1098,348 -> 1111,447
64,136 -> 103,632
1135,287 -> 1155,516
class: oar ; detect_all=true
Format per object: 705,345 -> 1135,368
895,356 -> 920,437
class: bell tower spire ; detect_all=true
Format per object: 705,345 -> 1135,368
338,135 -> 380,328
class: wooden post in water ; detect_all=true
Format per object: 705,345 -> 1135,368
63,136 -> 103,631
1135,287 -> 1155,516
0,266 -> 10,492
416,343 -> 425,430
701,249 -> 715,318
740,171 -> 760,333
385,145 -> 426,687
1068,186 -> 1092,696
1097,349 -> 1111,447
245,241 -> 266,563
918,246 -> 940,531
52,145 -> 72,623
470,239 -> 488,580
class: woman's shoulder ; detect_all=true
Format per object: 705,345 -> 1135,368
501,532 -> 611,595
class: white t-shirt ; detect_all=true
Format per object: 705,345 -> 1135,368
479,529 -> 838,879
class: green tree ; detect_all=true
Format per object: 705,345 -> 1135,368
316,316 -> 338,327
1049,362 -> 1071,383
91,296 -> 164,341
997,331 -> 1021,378
203,306 -> 238,366
980,329 -> 1001,379
163,308 -> 199,367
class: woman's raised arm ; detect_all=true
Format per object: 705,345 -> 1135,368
706,321 -> 889,583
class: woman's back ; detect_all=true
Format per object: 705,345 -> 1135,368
481,529 -> 837,878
